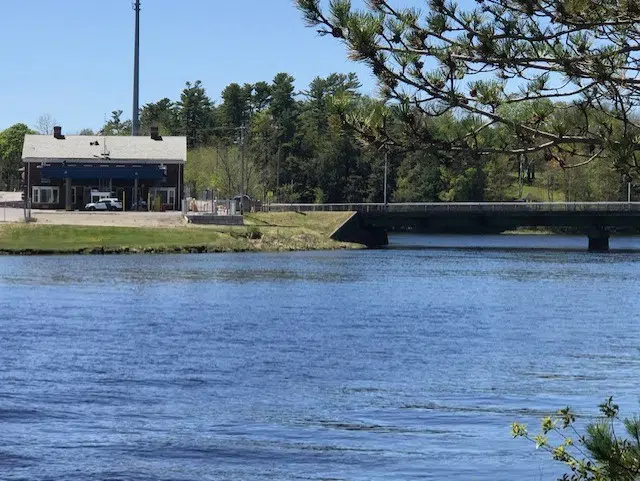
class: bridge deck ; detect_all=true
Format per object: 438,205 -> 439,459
267,202 -> 640,250
267,202 -> 640,214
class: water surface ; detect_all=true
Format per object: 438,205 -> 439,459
2,234 -> 640,481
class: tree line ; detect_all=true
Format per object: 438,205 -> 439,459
0,73 -> 626,202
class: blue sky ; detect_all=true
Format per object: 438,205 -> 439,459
0,0 -> 395,133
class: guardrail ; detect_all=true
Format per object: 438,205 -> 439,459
266,202 -> 640,214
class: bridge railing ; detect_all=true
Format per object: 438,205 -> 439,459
265,202 -> 640,214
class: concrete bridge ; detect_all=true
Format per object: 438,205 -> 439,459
266,202 -> 640,251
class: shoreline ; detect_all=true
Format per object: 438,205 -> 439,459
0,212 -> 361,256
0,244 -> 357,256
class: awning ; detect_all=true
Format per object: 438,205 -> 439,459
40,164 -> 166,181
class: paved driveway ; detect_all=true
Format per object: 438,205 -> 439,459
0,207 -> 25,223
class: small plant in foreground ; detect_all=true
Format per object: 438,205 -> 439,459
513,398 -> 640,481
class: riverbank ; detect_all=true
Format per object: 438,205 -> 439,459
0,212 -> 359,255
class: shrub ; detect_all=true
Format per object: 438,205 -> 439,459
512,397 -> 640,481
246,226 -> 262,240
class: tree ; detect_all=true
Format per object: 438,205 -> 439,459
296,0 -> 640,181
34,113 -> 58,135
177,81 -> 214,149
140,98 -> 179,136
184,146 -> 223,198
219,83 -> 252,131
394,151 -> 443,202
102,110 -> 132,136
484,156 -> 516,201
270,73 -> 298,141
0,123 -> 35,190
186,143 -> 262,200
251,81 -> 272,113
78,128 -> 95,136
513,398 -> 640,481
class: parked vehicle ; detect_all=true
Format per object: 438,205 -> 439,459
233,194 -> 261,213
85,198 -> 122,211
233,194 -> 252,203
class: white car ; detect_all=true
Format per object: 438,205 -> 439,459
85,198 -> 123,211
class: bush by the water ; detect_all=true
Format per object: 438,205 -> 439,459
230,226 -> 262,240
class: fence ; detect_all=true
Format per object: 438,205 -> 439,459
187,198 -> 238,216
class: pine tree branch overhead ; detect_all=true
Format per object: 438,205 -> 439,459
295,0 -> 640,165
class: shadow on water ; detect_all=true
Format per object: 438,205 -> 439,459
387,233 -> 640,253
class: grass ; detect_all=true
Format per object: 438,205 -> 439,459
0,212 -> 358,255
521,184 -> 566,202
243,211 -> 353,235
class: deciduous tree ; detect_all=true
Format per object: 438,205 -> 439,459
0,123 -> 35,190
34,113 -> 58,135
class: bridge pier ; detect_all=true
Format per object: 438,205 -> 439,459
330,212 -> 388,247
587,230 -> 610,252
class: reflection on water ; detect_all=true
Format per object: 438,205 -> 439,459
2,236 -> 640,481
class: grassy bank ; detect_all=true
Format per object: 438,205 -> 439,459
0,212 -> 358,255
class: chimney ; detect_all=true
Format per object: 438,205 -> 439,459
150,126 -> 162,141
53,126 -> 65,140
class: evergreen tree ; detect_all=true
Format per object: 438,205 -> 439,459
140,98 -> 179,136
177,81 -> 213,149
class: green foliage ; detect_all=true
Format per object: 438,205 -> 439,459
184,148 -> 223,197
296,0 -> 640,184
0,123 -> 35,190
71,69 -> 630,204
245,226 -> 263,240
102,110 -> 131,136
220,82 -> 252,130
440,166 -> 485,202
484,157 -> 516,201
178,80 -> 214,149
393,152 -> 442,202
139,98 -> 179,136
513,398 -> 640,481
185,144 -> 262,200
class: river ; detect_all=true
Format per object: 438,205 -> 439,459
2,234 -> 640,481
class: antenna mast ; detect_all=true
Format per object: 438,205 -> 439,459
132,0 -> 141,136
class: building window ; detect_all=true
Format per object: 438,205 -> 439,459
150,187 -> 176,209
32,186 -> 59,204
71,187 -> 78,205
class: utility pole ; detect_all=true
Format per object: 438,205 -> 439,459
518,154 -> 524,199
383,149 -> 388,206
240,124 -> 246,214
276,143 -> 281,202
132,0 -> 141,136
